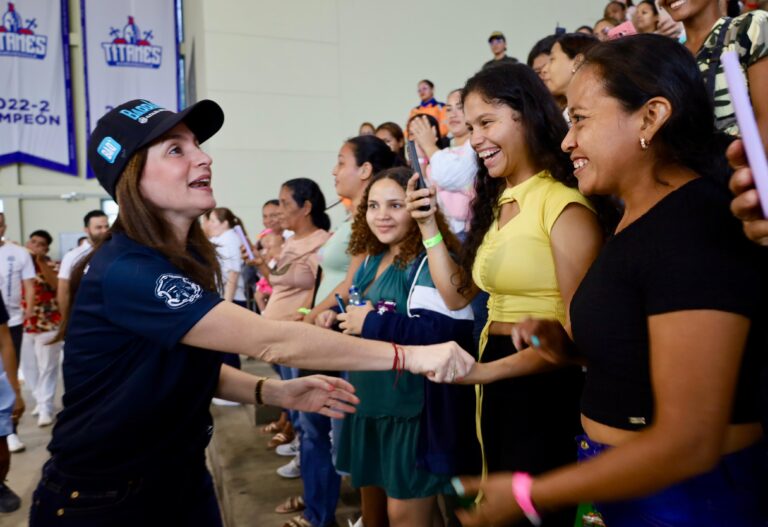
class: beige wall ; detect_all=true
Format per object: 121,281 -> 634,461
0,0 -> 608,258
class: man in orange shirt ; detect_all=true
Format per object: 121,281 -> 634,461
407,79 -> 448,137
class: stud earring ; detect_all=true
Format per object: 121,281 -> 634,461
640,137 -> 649,150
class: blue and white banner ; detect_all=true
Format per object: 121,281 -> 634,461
0,0 -> 76,174
82,0 -> 179,169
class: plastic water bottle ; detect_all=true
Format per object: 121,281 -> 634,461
348,286 -> 364,306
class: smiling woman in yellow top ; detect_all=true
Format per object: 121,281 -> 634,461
407,63 -> 608,527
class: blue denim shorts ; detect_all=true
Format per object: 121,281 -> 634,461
0,372 -> 15,437
577,434 -> 768,526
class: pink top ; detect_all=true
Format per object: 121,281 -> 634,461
261,229 -> 330,320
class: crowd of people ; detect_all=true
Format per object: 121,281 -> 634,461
1,0 -> 768,526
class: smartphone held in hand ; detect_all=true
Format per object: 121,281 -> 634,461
407,139 -> 431,212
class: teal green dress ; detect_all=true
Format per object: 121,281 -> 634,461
335,253 -> 448,499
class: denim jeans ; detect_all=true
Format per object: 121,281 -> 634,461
299,410 -> 340,527
330,371 -> 350,476
577,434 -> 768,526
29,458 -> 223,527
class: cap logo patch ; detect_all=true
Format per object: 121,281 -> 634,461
155,273 -> 203,309
97,136 -> 122,164
119,100 -> 164,121
137,108 -> 166,124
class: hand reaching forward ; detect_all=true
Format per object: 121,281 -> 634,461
274,375 -> 360,419
404,341 -> 476,383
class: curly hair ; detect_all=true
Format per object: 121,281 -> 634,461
347,167 -> 460,269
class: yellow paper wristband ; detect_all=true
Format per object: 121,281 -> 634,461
422,232 -> 443,249
297,307 -> 311,315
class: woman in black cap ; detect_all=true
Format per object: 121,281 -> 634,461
28,99 -> 474,526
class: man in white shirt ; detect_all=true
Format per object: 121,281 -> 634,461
0,213 -> 36,453
57,210 -> 109,320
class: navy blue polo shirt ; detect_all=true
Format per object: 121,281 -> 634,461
48,233 -> 223,478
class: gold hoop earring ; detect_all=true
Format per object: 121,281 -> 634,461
640,137 -> 649,150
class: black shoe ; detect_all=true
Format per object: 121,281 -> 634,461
0,483 -> 21,513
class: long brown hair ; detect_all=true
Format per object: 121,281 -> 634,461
210,207 -> 248,238
54,147 -> 221,341
347,167 -> 460,269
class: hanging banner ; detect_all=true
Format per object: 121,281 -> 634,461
0,0 -> 77,174
82,0 -> 179,174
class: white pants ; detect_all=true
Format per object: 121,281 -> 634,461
20,330 -> 62,414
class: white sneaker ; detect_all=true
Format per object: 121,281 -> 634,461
38,411 -> 54,427
211,398 -> 240,406
31,405 -> 40,417
276,437 -> 300,457
276,455 -> 301,479
7,433 -> 25,453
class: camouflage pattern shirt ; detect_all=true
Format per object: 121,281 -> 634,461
697,10 -> 768,136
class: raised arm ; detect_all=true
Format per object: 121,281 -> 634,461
181,301 -> 474,383
405,174 -> 477,309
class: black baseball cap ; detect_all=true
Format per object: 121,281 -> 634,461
488,31 -> 506,42
87,99 -> 224,199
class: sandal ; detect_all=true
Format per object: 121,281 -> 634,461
262,421 -> 283,434
267,431 -> 294,449
275,495 -> 305,514
282,514 -> 314,527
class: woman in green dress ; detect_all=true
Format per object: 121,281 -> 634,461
318,167 -> 474,526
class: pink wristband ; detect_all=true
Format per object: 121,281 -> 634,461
511,472 -> 542,526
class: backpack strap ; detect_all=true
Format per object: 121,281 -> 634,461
705,17 -> 733,104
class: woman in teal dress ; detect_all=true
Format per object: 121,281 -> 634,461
318,167 -> 474,526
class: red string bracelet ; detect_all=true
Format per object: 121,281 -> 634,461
391,343 -> 405,388
391,342 -> 399,370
